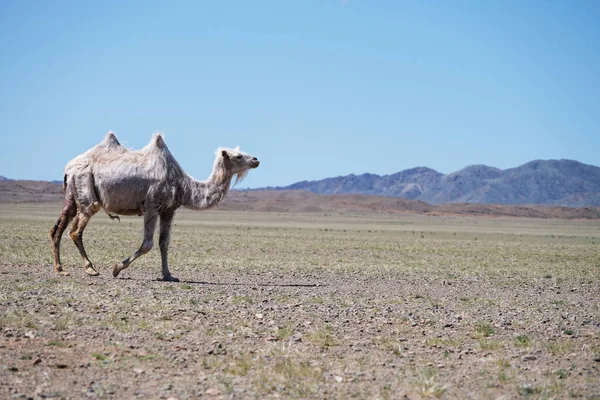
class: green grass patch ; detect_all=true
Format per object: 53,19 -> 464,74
473,322 -> 495,338
514,334 -> 532,348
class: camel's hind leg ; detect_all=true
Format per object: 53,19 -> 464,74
69,208 -> 100,276
112,209 -> 158,278
50,196 -> 77,276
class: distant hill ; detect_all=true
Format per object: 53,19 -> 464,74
0,176 -> 10,181
266,159 -> 600,207
0,180 -> 63,203
1,179 -> 598,219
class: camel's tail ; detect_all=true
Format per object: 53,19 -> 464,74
62,174 -> 67,193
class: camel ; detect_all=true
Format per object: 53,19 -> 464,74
50,131 -> 260,282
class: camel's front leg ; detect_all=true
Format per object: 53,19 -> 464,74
112,209 -> 158,278
158,209 -> 178,282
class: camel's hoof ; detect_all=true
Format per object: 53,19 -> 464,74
85,266 -> 100,276
112,264 -> 122,278
160,275 -> 180,282
56,270 -> 70,277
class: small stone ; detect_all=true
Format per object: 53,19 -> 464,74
334,376 -> 343,383
522,355 -> 537,361
133,368 -> 145,375
255,313 -> 263,319
55,363 -> 68,369
32,358 -> 42,366
292,333 -> 303,342
24,331 -> 36,339
265,335 -> 278,342
39,392 -> 60,399
206,387 -> 221,396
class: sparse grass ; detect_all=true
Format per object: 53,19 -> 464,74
225,354 -> 254,376
24,320 -> 39,330
414,366 -> 447,398
514,334 -> 532,348
498,369 -> 515,384
518,383 -> 542,396
202,356 -> 219,370
257,357 -> 323,398
479,338 -> 502,350
1,204 -> 599,399
99,313 -> 132,333
377,337 -> 405,355
496,358 -> 511,368
307,324 -> 337,347
495,358 -> 515,385
92,353 -> 110,362
473,322 -> 495,338
424,337 -> 459,349
231,295 -> 253,305
54,313 -> 79,331
0,310 -> 38,330
274,294 -> 292,303
546,339 -> 575,354
555,369 -> 570,379
275,323 -> 294,341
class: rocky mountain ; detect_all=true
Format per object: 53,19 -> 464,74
267,159 -> 600,207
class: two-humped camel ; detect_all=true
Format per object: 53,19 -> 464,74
50,132 -> 260,282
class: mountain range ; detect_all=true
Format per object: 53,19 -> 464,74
263,159 -> 600,207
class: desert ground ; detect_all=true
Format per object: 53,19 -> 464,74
1,203 -> 599,399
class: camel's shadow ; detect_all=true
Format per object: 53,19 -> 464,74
180,280 -> 322,288
108,275 -> 322,287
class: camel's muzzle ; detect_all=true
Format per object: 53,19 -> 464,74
250,158 -> 260,168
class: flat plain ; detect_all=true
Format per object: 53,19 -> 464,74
1,203 -> 599,399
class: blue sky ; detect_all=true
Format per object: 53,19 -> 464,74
1,1 -> 598,188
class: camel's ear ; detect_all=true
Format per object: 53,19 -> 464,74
221,150 -> 230,159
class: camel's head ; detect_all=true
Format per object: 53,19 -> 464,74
217,146 -> 260,184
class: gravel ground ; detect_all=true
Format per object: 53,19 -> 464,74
1,264 -> 599,399
0,207 -> 599,399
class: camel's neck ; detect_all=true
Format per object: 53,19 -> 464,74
181,171 -> 234,210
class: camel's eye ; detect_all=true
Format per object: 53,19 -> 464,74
236,154 -> 243,159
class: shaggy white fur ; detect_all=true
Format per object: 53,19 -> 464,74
50,132 -> 260,281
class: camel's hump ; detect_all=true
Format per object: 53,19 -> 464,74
102,131 -> 121,146
151,132 -> 167,149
